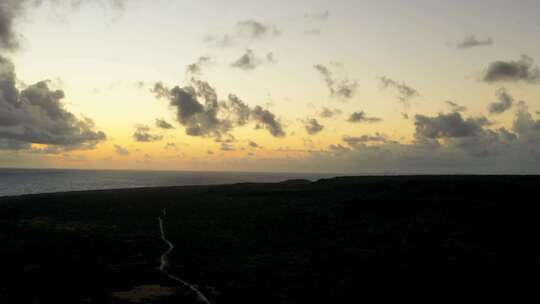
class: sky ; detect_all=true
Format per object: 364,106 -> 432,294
1,0 -> 540,173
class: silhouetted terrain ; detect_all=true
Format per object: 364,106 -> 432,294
1,176 -> 539,303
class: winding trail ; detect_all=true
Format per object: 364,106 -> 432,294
158,208 -> 211,304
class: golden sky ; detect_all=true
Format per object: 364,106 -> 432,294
1,0 -> 540,173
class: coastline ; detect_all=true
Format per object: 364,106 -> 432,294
2,175 -> 540,303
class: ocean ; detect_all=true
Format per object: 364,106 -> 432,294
0,168 -> 337,197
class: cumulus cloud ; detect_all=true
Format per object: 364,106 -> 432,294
152,78 -> 285,138
414,112 -> 488,139
314,64 -> 358,99
0,0 -> 25,51
0,55 -> 106,152
379,76 -> 419,103
320,107 -> 342,118
231,49 -> 259,70
186,56 -> 213,75
304,118 -> 324,135
252,105 -> 286,137
132,125 -> 163,142
348,111 -> 382,123
114,144 -> 129,155
483,55 -> 540,84
155,118 -> 174,129
445,101 -> 467,112
456,35 -> 493,49
488,88 -> 514,114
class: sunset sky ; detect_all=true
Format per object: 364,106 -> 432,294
2,0 -> 540,173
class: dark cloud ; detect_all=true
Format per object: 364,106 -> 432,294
304,118 -> 324,135
252,106 -> 286,137
0,55 -> 106,151
155,118 -> 174,129
152,78 -> 285,138
0,0 -> 25,51
231,49 -> 259,70
513,102 -> 540,137
483,55 -> 540,84
320,107 -> 342,118
348,111 -> 382,123
488,88 -> 513,114
114,144 -> 129,155
379,76 -> 419,103
414,112 -> 489,139
186,56 -> 212,75
152,80 -> 230,137
445,100 -> 467,112
314,64 -> 358,99
133,125 -> 163,142
222,94 -> 251,126
456,35 -> 493,49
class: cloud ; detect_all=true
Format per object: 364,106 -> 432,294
483,55 -> 540,84
231,49 -> 259,70
0,0 -> 25,51
155,118 -> 174,129
205,19 -> 280,47
379,76 -> 419,103
456,35 -> 493,49
114,144 -> 129,155
0,55 -> 106,152
1,0 -> 129,51
414,112 -> 489,139
220,142 -> 236,151
151,80 -> 230,137
133,125 -> 163,142
314,64 -> 358,99
152,78 -> 285,138
186,56 -> 213,75
164,142 -> 177,150
266,52 -> 276,63
343,133 -> 389,147
445,101 -> 467,112
348,111 -> 382,123
488,88 -> 514,114
252,105 -> 286,137
304,118 -> 324,135
320,107 -> 342,118
512,102 -> 540,137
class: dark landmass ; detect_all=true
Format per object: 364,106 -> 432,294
1,176 -> 540,303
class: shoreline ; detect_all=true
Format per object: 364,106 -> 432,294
2,174 -> 540,200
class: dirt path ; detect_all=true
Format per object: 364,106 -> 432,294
158,208 -> 211,303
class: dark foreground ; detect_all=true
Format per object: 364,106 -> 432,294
1,176 -> 539,303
